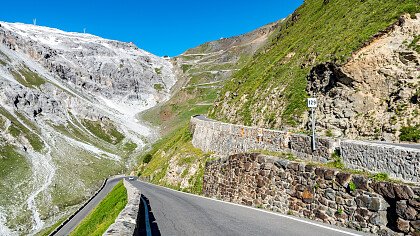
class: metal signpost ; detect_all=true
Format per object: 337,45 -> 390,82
307,98 -> 317,151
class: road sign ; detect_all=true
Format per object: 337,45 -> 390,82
307,98 -> 317,108
307,98 -> 317,151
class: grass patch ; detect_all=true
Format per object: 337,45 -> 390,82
185,162 -> 205,194
154,67 -> 162,75
122,141 -> 137,153
210,0 -> 420,127
0,142 -> 32,209
251,149 -> 297,161
141,86 -> 215,135
370,172 -> 390,182
11,66 -> 46,88
36,216 -> 68,236
70,181 -> 127,236
399,125 -> 420,142
324,150 -> 345,169
154,83 -> 164,91
82,119 -> 125,145
181,64 -> 192,73
409,35 -> 420,53
139,124 -> 209,194
0,107 -> 44,152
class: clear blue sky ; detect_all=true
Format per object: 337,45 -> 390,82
0,0 -> 303,56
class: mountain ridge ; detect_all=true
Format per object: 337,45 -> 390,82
0,21 -> 175,235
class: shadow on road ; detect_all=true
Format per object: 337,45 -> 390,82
135,194 -> 161,236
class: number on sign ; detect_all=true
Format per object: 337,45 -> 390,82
307,98 -> 317,108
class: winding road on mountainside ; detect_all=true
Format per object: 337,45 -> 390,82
55,176 -> 368,236
52,176 -> 125,236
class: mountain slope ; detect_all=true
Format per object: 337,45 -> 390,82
0,22 -> 175,235
137,22 -> 279,191
209,0 -> 419,138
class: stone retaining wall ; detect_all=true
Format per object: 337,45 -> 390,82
203,153 -> 420,235
191,116 -> 420,182
191,116 -> 334,162
341,141 -> 420,183
103,179 -> 141,236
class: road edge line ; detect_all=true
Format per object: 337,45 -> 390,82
139,180 -> 363,236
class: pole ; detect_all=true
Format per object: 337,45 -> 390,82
311,107 -> 316,151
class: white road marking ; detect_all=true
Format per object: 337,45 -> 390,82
138,181 -> 363,236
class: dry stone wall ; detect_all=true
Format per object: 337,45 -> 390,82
191,116 -> 420,182
103,179 -> 141,236
203,153 -> 420,235
191,116 -> 334,162
342,141 -> 420,183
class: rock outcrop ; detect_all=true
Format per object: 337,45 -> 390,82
307,14 -> 420,141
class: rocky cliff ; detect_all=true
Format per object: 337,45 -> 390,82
307,14 -> 420,141
0,22 -> 175,235
209,0 -> 419,143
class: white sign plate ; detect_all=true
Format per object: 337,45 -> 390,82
307,98 -> 317,108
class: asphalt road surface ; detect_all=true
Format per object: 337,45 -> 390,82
53,176 -> 125,236
132,181 -> 368,236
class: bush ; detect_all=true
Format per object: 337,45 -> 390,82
399,125 -> 420,142
143,153 -> 153,163
348,181 -> 356,192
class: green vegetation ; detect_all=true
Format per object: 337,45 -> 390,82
0,115 -> 5,129
36,216 -> 68,236
154,67 -> 162,75
138,125 -> 209,194
70,181 -> 127,236
52,116 -> 116,155
11,66 -> 46,88
399,125 -> 420,142
82,119 -> 125,145
142,86 -> 215,135
0,143 -> 32,209
49,137 -> 125,211
154,83 -> 164,91
348,181 -> 357,192
0,107 -> 44,152
122,141 -> 137,153
0,50 -> 10,66
324,151 -> 345,169
181,64 -> 192,73
143,153 -> 153,163
409,35 -> 420,53
251,149 -> 296,161
186,162 -> 206,194
370,172 -> 390,182
325,129 -> 333,137
211,0 -> 420,126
